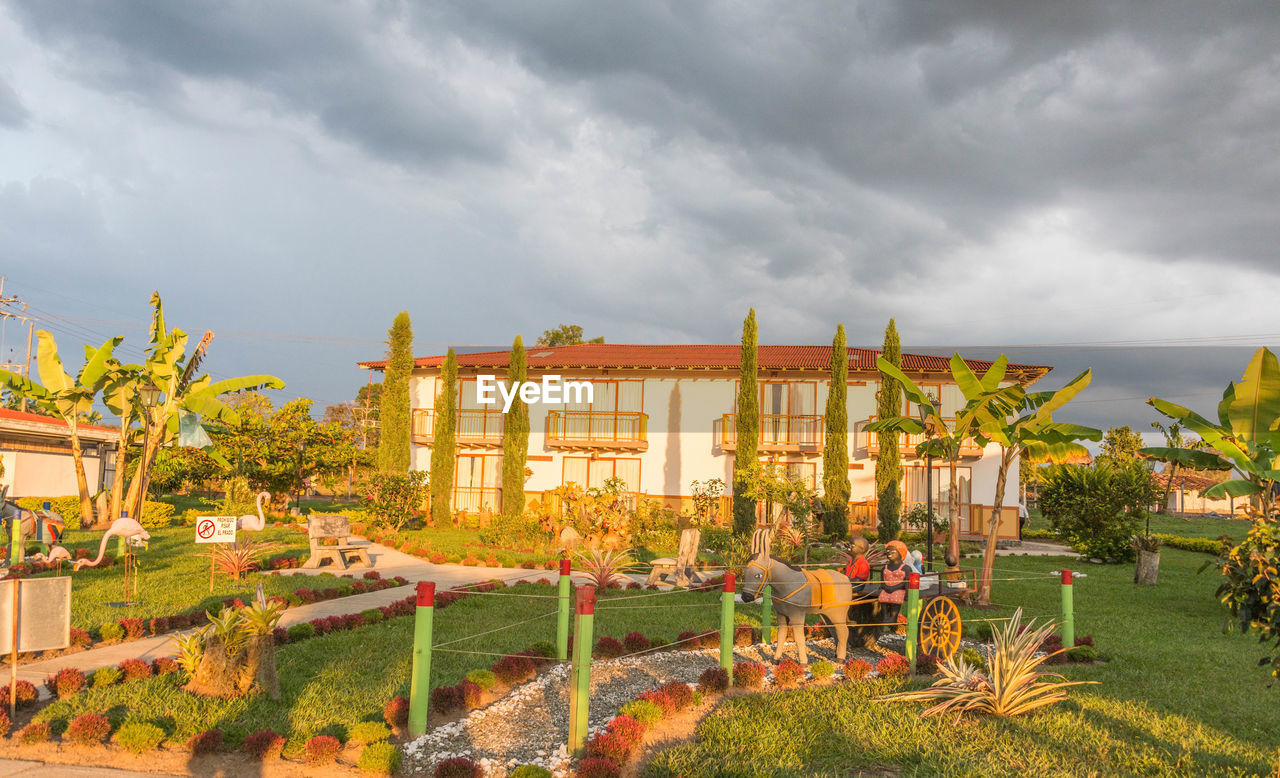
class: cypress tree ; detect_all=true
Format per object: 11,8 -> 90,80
378,311 -> 413,473
732,309 -> 760,535
876,318 -> 903,541
429,348 -> 458,523
823,324 -> 850,539
501,336 -> 530,519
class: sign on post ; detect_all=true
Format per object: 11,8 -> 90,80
195,516 -> 237,544
0,577 -> 71,718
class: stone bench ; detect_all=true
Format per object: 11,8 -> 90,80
301,515 -> 371,570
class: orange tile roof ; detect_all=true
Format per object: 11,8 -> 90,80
0,407 -> 117,434
359,343 -> 1050,381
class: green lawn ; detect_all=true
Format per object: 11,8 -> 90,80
35,583 -> 761,751
648,549 -> 1279,776
55,525 -> 345,633
1024,508 -> 1251,543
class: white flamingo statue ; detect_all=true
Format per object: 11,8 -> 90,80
31,546 -> 72,565
237,492 -> 271,532
73,517 -> 150,571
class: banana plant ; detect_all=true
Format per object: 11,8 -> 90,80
0,332 -> 123,524
1144,347 -> 1280,517
972,369 -> 1099,604
868,353 -> 1024,560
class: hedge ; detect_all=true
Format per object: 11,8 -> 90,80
1023,527 -> 1225,555
15,496 -> 176,530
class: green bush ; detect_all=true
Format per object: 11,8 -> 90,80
287,623 -> 316,641
1153,534 -> 1225,555
1022,528 -> 1056,540
14,495 -> 82,530
98,622 -> 125,643
363,471 -> 429,531
116,721 -> 165,753
1040,461 -> 1156,562
960,647 -> 987,672
92,667 -> 123,688
510,766 -> 553,778
347,720 -> 390,745
139,500 -> 176,529
357,741 -> 402,775
619,699 -> 663,728
361,609 -> 385,624
810,660 -> 835,680
465,669 -> 496,691
1068,644 -> 1100,662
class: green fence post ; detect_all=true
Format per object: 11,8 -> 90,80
720,572 -> 735,678
116,510 -> 128,559
407,581 -> 436,737
1061,569 -> 1074,649
905,572 -> 920,670
8,507 -> 21,566
568,585 -> 595,756
557,557 -> 572,661
761,583 -> 773,643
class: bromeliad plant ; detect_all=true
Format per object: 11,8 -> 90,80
882,608 -> 1095,718
181,593 -> 284,700
572,547 -> 635,589
204,537 -> 280,583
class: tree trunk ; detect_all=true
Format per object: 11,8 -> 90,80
1134,549 -> 1160,585
67,429 -> 96,529
125,426 -> 164,520
977,447 -> 1014,605
947,455 -> 960,564
106,421 -> 130,529
1157,463 -> 1177,515
186,636 -> 242,698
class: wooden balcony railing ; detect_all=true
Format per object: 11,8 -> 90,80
545,410 -> 648,450
865,417 -> 984,458
720,414 -> 823,452
412,408 -> 504,446
452,486 -> 502,513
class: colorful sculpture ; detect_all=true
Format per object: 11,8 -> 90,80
878,539 -> 911,632
0,487 -> 65,546
73,516 -> 150,570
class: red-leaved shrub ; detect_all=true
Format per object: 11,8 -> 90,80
594,636 -> 625,659
66,713 -> 110,745
606,714 -> 647,744
18,721 -> 50,744
2,680 -> 37,708
698,666 -> 730,694
152,656 -> 180,675
119,658 -> 152,682
492,654 -> 536,684
622,632 -> 651,653
187,729 -> 223,754
658,681 -> 694,710
876,653 -> 910,678
430,684 -> 464,714
636,689 -> 676,716
46,667 -> 86,698
435,756 -> 482,778
305,735 -> 341,765
243,729 -> 285,760
733,661 -> 766,689
587,730 -> 633,763
734,626 -> 757,646
575,756 -> 622,778
843,658 -> 873,680
460,679 -> 483,709
384,696 -> 410,729
773,657 -> 804,688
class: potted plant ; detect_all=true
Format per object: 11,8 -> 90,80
1132,533 -> 1161,585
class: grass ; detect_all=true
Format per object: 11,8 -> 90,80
648,549 -> 1279,776
1024,508 -> 1251,543
35,582 -> 761,751
51,525 -> 345,632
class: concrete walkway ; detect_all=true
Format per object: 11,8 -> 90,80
995,540 -> 1080,557
0,758 -> 173,776
17,538 -> 562,697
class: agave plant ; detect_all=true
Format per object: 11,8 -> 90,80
882,608 -> 1096,718
173,627 -> 209,675
205,537 -> 280,582
572,547 -> 635,589
238,599 -> 285,637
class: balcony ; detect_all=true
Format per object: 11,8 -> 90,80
865,416 -> 984,458
545,410 -> 648,451
412,408 -> 505,448
720,414 -> 823,453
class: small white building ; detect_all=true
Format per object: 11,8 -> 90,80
360,343 -> 1050,541
0,408 -> 118,498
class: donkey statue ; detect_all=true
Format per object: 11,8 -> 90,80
740,528 -> 863,664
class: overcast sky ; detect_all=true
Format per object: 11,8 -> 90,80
1,1 -> 1277,434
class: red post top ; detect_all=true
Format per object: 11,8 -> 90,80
723,572 -> 736,593
908,572 -> 920,590
560,558 -> 572,576
416,580 -> 436,607
1061,569 -> 1073,585
575,585 -> 596,615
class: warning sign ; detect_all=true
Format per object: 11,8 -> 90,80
195,516 -> 237,544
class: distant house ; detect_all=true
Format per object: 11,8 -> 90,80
0,408 -> 118,498
360,343 -> 1051,541
1152,470 -> 1236,516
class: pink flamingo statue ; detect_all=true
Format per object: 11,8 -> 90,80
74,516 -> 150,571
237,492 -> 271,532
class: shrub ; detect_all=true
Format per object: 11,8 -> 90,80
959,647 -> 987,672
733,661 -> 766,689
383,696 -> 410,729
361,608 -> 385,624
658,681 -> 694,711
649,636 -> 671,650
348,720 -> 391,745
619,699 -> 662,728
119,658 -> 152,682
435,756 -> 483,778
492,654 -> 536,684
697,666 -> 730,694
623,632 -> 651,653
430,684 -> 464,714
116,721 -> 165,754
594,636 -> 625,659
697,630 -> 720,649
575,756 -> 622,778
120,617 -> 146,640
810,659 -> 835,680
17,721 -> 50,744
606,714 -> 647,744
876,653 -> 910,678
465,669 -> 496,691
587,731 -> 633,763
0,711 -> 8,738
1040,460 -> 1156,562
188,729 -> 223,754
843,658 -> 873,680
510,766 -> 553,778
70,628 -> 92,648
917,654 -> 942,675
92,666 -> 123,688
358,741 -> 403,775
364,570 -> 382,580
975,621 -> 995,642
1068,644 -> 1100,662
306,734 -> 342,765
152,656 -> 180,675
2,680 -> 36,707
47,667 -> 86,698
98,622 -> 125,643
460,679 -> 483,709
66,712 -> 111,745
774,657 -> 805,688
637,689 -> 676,716
676,630 -> 698,647
288,623 -> 316,641
734,626 -> 757,646
243,729 -> 286,759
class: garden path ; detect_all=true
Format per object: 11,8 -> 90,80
0,757 -> 172,776
16,538 -> 560,699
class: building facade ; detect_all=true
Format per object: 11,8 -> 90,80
360,344 -> 1050,541
0,408 -> 118,498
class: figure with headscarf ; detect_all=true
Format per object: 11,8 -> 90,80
879,539 -> 911,634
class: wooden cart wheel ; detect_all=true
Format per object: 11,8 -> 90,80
918,597 -> 962,658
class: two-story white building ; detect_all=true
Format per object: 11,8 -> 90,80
359,343 -> 1050,541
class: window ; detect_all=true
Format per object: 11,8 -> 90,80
563,379 -> 644,412
904,383 -> 943,420
904,464 -> 971,531
562,456 -> 641,493
453,454 -> 502,512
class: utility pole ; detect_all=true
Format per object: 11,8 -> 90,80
0,277 -> 36,412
